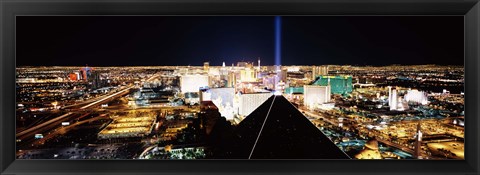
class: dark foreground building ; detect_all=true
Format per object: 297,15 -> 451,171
208,95 -> 350,159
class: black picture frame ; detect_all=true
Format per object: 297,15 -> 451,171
1,0 -> 479,175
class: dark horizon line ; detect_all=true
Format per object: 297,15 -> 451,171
16,64 -> 465,67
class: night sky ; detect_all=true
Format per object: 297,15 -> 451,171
16,16 -> 464,67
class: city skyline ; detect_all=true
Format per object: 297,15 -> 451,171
15,64 -> 465,160
15,16 -> 465,160
16,16 -> 464,67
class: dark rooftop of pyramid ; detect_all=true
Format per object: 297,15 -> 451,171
233,95 -> 350,159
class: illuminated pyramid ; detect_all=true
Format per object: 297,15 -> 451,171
233,95 -> 350,159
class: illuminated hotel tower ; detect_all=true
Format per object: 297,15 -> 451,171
388,86 -> 398,111
257,58 -> 261,70
80,65 -> 93,82
391,89 -> 398,110
388,86 -> 392,103
204,62 -> 210,72
414,121 -> 423,159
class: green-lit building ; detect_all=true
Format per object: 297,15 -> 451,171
312,75 -> 353,95
283,75 -> 352,95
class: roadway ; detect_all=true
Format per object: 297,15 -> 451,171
16,86 -> 133,139
17,112 -> 74,140
62,86 -> 133,109
62,86 -> 129,109
17,74 -> 161,141
376,138 -> 430,158
80,86 -> 133,109
34,114 -> 110,146
299,108 -> 339,126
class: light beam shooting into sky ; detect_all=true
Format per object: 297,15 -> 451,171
274,16 -> 282,90
274,16 -> 282,67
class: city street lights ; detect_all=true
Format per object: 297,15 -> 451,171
52,101 -> 58,109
